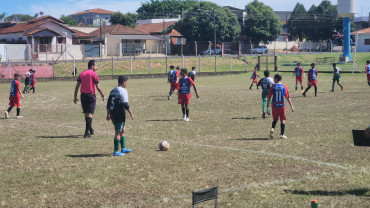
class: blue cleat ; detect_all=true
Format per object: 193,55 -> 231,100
113,152 -> 125,156
121,148 -> 132,153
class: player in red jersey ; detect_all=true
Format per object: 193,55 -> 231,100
177,68 -> 199,121
5,73 -> 24,119
292,62 -> 305,92
168,66 -> 180,100
302,63 -> 318,97
249,65 -> 260,90
366,60 -> 370,86
27,70 -> 37,93
266,74 -> 294,139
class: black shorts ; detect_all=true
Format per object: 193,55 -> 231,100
25,78 -> 29,85
81,93 -> 96,114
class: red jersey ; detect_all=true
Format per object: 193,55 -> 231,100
294,67 -> 304,77
77,69 -> 99,94
9,80 -> 20,98
251,70 -> 258,79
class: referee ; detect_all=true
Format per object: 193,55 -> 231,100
74,60 -> 104,138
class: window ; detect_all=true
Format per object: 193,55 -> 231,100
365,39 -> 370,45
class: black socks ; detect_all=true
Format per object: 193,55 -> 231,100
85,117 -> 92,134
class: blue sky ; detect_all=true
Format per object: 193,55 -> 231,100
1,0 -> 369,18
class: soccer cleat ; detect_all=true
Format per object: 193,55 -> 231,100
183,114 -> 186,121
121,148 -> 132,153
5,111 -> 9,119
280,135 -> 288,139
269,128 -> 274,139
341,86 -> 343,91
167,95 -> 171,100
262,112 -> 266,119
266,109 -> 271,115
113,152 -> 125,156
83,133 -> 91,138
90,128 -> 94,135
302,93 -> 306,97
16,116 -> 23,119
185,117 -> 190,122
331,90 -> 334,92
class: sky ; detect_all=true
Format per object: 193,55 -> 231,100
1,0 -> 369,19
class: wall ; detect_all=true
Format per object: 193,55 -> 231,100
0,44 -> 29,61
0,32 -> 25,42
356,34 -> 370,52
136,18 -> 179,27
106,34 -> 121,56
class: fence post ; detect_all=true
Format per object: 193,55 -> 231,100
320,40 -> 322,54
182,55 -> 184,68
46,45 -> 48,61
274,56 -> 278,71
8,61 -> 11,79
130,55 -> 133,75
148,55 -> 151,74
330,40 -> 332,53
266,56 -> 268,70
37,45 -> 40,61
111,56 -> 114,78
73,58 -> 76,77
230,55 -> 232,72
199,55 -> 201,72
285,41 -> 288,55
309,41 -> 312,54
150,42 -> 152,57
257,56 -> 261,70
64,44 -> 67,62
249,41 -> 252,56
156,43 -> 159,54
100,43 -> 102,60
31,59 -> 34,71
52,58 -> 55,78
82,44 -> 85,62
274,41 -> 276,56
195,41 -> 197,56
298,42 -> 300,55
244,55 -> 247,72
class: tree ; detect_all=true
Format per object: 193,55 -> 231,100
60,15 -> 77,26
137,0 -> 199,19
175,1 -> 241,42
109,12 -> 138,28
5,14 -> 34,22
286,3 -> 307,41
0,12 -> 6,22
243,0 -> 282,46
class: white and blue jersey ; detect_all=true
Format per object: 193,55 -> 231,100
366,65 -> 370,74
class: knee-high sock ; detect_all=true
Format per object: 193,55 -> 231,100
314,86 -> 317,96
303,86 -> 311,94
7,106 -> 13,113
332,81 -> 335,91
262,100 -> 267,112
121,136 -> 126,149
181,107 -> 185,115
281,123 -> 285,136
337,82 -> 342,87
16,108 -> 20,116
186,109 -> 189,118
85,117 -> 92,134
272,120 -> 277,129
114,139 -> 120,153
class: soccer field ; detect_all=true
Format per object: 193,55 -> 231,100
0,72 -> 369,207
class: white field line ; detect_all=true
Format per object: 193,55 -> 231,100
14,119 -> 351,170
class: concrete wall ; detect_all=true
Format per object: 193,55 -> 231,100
265,41 -> 321,51
0,32 -> 25,42
106,34 -> 121,56
356,34 -> 370,52
0,44 -> 29,61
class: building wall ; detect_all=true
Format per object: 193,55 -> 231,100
0,32 -> 25,42
0,44 -> 30,61
356,34 -> 370,52
136,18 -> 179,27
106,34 -> 121,56
71,13 -> 111,26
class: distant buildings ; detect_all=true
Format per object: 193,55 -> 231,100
69,8 -> 114,26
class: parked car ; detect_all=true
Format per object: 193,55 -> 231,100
253,46 -> 268,54
201,47 -> 222,55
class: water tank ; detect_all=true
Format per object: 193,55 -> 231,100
337,0 -> 356,17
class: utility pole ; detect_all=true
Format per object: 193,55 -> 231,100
213,9 -> 216,72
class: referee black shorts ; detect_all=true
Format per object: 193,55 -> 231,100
25,78 -> 29,85
80,93 -> 96,114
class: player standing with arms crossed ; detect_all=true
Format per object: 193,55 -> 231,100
5,73 -> 23,119
178,68 -> 199,121
302,63 -> 318,97
292,62 -> 304,92
106,75 -> 134,156
74,60 -> 104,138
267,74 -> 294,139
168,66 -> 180,100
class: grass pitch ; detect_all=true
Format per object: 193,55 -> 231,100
0,72 -> 369,207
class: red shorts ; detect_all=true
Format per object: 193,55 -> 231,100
272,107 -> 286,121
170,82 -> 178,91
296,77 -> 303,84
308,80 -> 317,87
9,96 -> 20,107
367,74 -> 370,81
31,82 -> 35,87
178,94 -> 190,104
252,78 -> 258,83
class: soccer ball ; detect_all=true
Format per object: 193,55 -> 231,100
159,140 -> 170,151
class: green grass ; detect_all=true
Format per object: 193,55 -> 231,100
52,52 -> 370,77
0,72 -> 369,207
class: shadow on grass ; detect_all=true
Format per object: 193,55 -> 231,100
232,117 -> 258,120
232,138 -> 270,141
37,135 -> 82,139
67,153 -> 111,158
147,119 -> 181,122
284,188 -> 370,197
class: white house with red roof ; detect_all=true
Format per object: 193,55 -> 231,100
352,27 -> 370,52
69,8 -> 114,26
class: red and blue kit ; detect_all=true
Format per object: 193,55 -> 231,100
267,83 -> 290,121
9,80 -> 21,107
366,64 -> 370,81
170,70 -> 179,91
178,76 -> 195,104
251,70 -> 258,83
295,67 -> 304,83
30,73 -> 36,87
307,68 -> 318,87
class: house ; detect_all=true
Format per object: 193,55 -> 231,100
88,24 -> 164,56
69,8 -> 114,26
352,27 -> 370,52
354,15 -> 370,31
223,6 -> 246,28
274,11 -> 292,41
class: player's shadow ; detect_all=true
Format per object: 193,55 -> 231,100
232,138 -> 270,141
147,119 -> 181,122
37,135 -> 82,139
66,153 -> 111,158
284,188 -> 369,197
232,117 -> 258,120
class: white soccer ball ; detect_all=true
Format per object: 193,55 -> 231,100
159,140 -> 170,151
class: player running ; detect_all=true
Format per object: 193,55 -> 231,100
249,66 -> 260,90
5,73 -> 24,119
267,74 -> 294,139
178,68 -> 199,121
331,63 -> 343,92
302,63 -> 318,97
188,66 -> 198,82
366,60 -> 370,86
292,62 -> 304,92
23,69 -> 32,93
257,70 -> 274,119
106,75 -> 135,156
27,70 -> 36,94
168,66 -> 180,100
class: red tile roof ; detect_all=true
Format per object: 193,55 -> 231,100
27,15 -> 64,24
89,24 -> 149,36
71,8 -> 115,16
136,21 -> 177,34
351,27 -> 370,34
24,27 -> 62,36
72,29 -> 94,38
